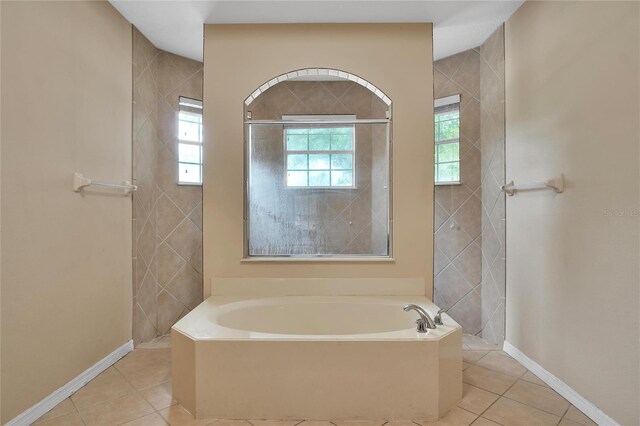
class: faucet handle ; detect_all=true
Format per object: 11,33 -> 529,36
434,309 -> 445,325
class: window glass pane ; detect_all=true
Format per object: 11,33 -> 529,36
309,171 -> 330,186
309,134 -> 331,150
309,154 -> 330,170
309,128 -> 332,135
437,143 -> 459,163
287,171 -> 308,186
331,170 -> 353,186
286,134 -> 308,150
437,162 -> 460,182
331,134 -> 353,150
334,127 -> 353,135
179,163 -> 201,184
287,154 -> 308,170
179,116 -> 200,142
179,143 -> 201,164
331,153 -> 352,170
287,128 -> 307,134
434,106 -> 460,143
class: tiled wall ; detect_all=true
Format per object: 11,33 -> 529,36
479,26 -> 506,345
433,49 -> 483,335
132,28 -> 204,345
247,81 -> 389,255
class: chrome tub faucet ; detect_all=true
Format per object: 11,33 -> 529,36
403,304 -> 437,333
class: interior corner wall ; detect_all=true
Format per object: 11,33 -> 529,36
202,24 -> 434,297
132,28 -> 204,345
505,2 -> 639,424
0,1 -> 132,422
479,26 -> 506,346
432,49 -> 483,335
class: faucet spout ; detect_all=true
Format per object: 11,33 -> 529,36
403,304 -> 437,332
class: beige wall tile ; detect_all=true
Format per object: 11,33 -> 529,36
157,290 -> 188,335
433,48 -> 482,330
478,25 -> 505,346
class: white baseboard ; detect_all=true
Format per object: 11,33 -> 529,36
6,340 -> 133,426
503,340 -> 619,426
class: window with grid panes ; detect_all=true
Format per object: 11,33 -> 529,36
434,95 -> 460,184
284,116 -> 355,188
178,97 -> 203,185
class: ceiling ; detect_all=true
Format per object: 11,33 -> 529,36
110,1 -> 523,63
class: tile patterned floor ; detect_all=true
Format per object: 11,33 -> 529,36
34,335 -> 597,426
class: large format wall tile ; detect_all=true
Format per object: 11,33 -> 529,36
433,49 -> 482,334
479,26 -> 505,345
132,28 -> 203,345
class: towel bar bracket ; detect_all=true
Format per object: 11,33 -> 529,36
73,172 -> 137,195
500,174 -> 564,196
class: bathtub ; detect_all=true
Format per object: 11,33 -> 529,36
172,294 -> 462,421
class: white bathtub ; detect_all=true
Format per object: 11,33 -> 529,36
172,294 -> 462,420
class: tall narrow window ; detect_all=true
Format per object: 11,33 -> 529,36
434,95 -> 460,184
178,97 -> 203,185
284,115 -> 355,188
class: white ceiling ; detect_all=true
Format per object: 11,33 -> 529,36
110,1 -> 523,63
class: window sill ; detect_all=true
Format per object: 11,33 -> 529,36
241,257 -> 395,263
435,181 -> 461,186
177,182 -> 203,186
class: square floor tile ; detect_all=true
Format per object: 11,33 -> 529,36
416,407 -> 478,425
457,384 -> 500,415
158,404 -> 212,425
503,380 -> 569,416
141,381 -> 176,410
77,392 -> 155,425
520,371 -> 549,388
563,406 -> 597,426
71,367 -> 135,409
34,411 -> 84,426
462,351 -> 489,364
483,397 -> 561,425
122,412 -> 170,426
35,398 -> 77,423
463,365 -> 518,394
476,351 -> 527,378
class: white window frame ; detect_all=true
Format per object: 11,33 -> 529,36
177,96 -> 203,185
283,115 -> 356,189
434,94 -> 461,185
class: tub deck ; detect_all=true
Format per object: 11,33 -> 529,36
172,295 -> 462,421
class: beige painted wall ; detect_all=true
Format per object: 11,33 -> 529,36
505,2 -> 639,424
203,24 -> 434,297
1,1 -> 132,422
